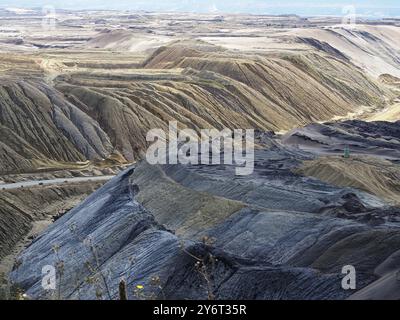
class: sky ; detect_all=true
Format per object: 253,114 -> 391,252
0,0 -> 400,18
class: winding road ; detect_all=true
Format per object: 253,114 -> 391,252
0,175 -> 115,190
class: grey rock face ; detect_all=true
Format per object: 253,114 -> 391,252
10,137 -> 400,299
283,120 -> 400,160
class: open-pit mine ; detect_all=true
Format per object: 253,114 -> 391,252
0,8 -> 399,300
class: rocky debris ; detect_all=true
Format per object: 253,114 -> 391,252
283,120 -> 400,160
1,13 -> 400,300
10,135 -> 400,299
0,182 -> 104,263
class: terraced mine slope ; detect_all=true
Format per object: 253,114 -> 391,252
0,179 -> 105,300
1,11 -> 399,174
283,120 -> 400,159
0,44 -> 391,174
1,10 -> 400,300
10,130 -> 400,300
297,157 -> 400,205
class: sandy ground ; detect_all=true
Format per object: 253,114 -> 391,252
367,102 -> 400,122
297,156 -> 400,206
